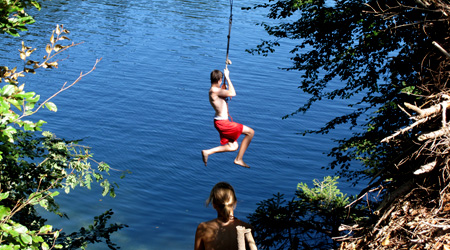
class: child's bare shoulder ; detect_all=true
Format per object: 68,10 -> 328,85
210,86 -> 221,93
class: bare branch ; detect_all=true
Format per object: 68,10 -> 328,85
19,58 -> 102,119
414,161 -> 437,175
418,126 -> 450,141
432,41 -> 450,59
382,117 -> 429,143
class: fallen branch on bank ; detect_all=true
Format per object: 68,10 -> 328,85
382,97 -> 450,143
341,93 -> 450,249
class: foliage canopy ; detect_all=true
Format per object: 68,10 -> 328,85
0,0 -> 41,36
245,0 -> 450,191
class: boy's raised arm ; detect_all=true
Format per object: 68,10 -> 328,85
219,68 -> 236,97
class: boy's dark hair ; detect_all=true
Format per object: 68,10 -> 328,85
210,70 -> 223,84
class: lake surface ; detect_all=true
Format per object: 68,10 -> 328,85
0,0 -> 364,249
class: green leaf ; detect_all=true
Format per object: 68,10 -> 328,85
0,205 -> 11,220
8,226 -> 19,237
13,91 -> 35,99
401,86 -> 417,95
101,180 -> 110,196
38,225 -> 52,234
84,174 -> 92,189
26,95 -> 40,103
0,99 -> 10,113
98,162 -> 110,172
39,225 -> 53,234
31,0 -> 41,10
1,222 -> 12,232
13,225 -> 28,234
32,235 -> 44,243
7,98 -> 22,111
39,199 -> 48,209
6,29 -> 20,37
3,126 -> 17,142
0,192 -> 9,201
23,121 -> 36,131
20,233 -> 32,244
2,85 -> 16,96
41,242 -> 49,250
0,245 -> 14,250
25,101 -> 36,111
28,193 -> 43,205
35,120 -> 47,131
45,102 -> 57,112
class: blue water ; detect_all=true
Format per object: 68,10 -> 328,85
0,0 -> 364,249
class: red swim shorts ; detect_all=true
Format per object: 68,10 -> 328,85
214,119 -> 244,145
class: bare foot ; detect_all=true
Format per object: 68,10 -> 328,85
202,150 -> 208,166
234,159 -> 250,168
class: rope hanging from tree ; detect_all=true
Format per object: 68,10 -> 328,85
222,0 -> 233,89
225,0 -> 233,68
222,0 -> 234,121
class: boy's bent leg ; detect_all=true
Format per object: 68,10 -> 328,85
234,125 -> 254,168
202,142 -> 239,166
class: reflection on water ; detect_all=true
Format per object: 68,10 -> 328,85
0,0 -> 362,249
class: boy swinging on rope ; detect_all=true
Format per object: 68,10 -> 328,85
202,68 -> 254,168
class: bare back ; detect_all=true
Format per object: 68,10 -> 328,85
195,218 -> 253,250
209,87 -> 229,118
209,69 -> 235,118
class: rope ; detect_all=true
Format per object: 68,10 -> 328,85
225,0 -> 233,68
223,0 -> 233,121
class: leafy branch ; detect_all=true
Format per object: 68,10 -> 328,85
0,24 -> 101,146
0,23 -> 127,249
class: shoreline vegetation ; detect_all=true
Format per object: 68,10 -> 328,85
245,0 -> 450,249
0,2 -> 128,249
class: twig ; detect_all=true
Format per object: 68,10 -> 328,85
18,58 -> 102,119
421,221 -> 450,230
374,179 -> 415,216
442,101 -> 448,127
433,41 -> 450,59
382,117 -> 429,143
346,186 -> 382,208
